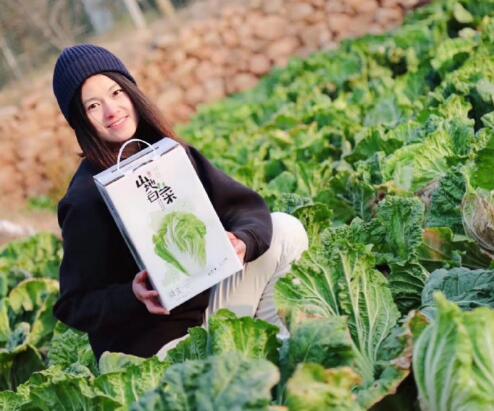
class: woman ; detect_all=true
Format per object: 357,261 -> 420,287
52,44 -> 308,362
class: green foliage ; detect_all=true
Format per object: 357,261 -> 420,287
286,364 -> 363,411
26,197 -> 57,213
421,267 -> 494,318
413,294 -> 494,411
165,309 -> 281,365
0,234 -> 62,298
131,353 -> 279,411
47,322 -> 97,375
0,279 -> 59,391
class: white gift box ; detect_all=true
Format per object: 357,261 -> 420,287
93,138 -> 243,311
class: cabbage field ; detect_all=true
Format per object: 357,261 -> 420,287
2,0 -> 494,409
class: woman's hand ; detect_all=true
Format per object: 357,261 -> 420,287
227,232 -> 246,264
132,270 -> 169,315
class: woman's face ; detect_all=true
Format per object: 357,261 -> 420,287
81,74 -> 138,144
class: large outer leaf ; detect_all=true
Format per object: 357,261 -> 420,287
413,294 -> 494,411
417,227 -> 491,271
0,234 -> 62,298
421,267 -> 494,318
279,318 -> 355,380
275,247 -> 340,327
0,390 -> 25,410
335,243 -> 401,383
165,309 -> 280,365
94,356 -> 169,408
461,189 -> 494,254
165,327 -> 208,363
285,364 -> 363,411
8,278 -> 59,348
0,279 -> 58,391
98,352 -> 146,375
426,167 -> 466,233
470,128 -> 494,191
357,311 -> 428,409
132,353 -> 279,411
12,366 -> 119,411
47,322 -> 97,375
208,309 -> 280,364
0,298 -> 10,343
382,115 -> 472,193
276,240 -> 406,409
464,307 -> 494,402
389,262 -> 429,314
277,317 -> 355,403
368,196 -> 425,265
0,344 -> 44,392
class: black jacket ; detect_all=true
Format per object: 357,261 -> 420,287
53,145 -> 272,361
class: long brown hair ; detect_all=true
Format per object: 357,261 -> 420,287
68,71 -> 184,171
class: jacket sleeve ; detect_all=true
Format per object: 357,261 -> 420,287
186,145 -> 273,262
53,197 -> 147,333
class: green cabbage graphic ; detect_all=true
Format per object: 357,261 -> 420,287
153,212 -> 207,276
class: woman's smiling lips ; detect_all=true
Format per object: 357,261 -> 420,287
107,115 -> 128,129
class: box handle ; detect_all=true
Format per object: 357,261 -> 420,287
116,139 -> 156,172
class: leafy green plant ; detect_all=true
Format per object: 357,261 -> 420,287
413,293 -> 494,411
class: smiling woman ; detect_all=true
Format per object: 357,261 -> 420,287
81,74 -> 138,144
50,44 -> 308,362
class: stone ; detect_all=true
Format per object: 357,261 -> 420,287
266,36 -> 300,59
181,32 -> 203,55
300,22 -> 332,48
173,103 -> 195,123
0,165 -> 22,194
152,33 -> 178,50
203,77 -> 226,102
261,0 -> 283,14
351,0 -> 379,14
375,7 -> 403,24
210,48 -> 231,65
173,58 -> 199,79
249,54 -> 271,75
288,2 -> 314,21
251,15 -> 286,40
184,83 -> 205,105
221,28 -> 239,47
196,60 -> 223,81
157,85 -> 184,108
229,73 -> 258,93
328,13 -> 353,34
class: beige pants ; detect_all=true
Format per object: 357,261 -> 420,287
156,212 -> 309,360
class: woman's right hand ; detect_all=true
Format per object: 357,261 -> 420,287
132,270 -> 169,315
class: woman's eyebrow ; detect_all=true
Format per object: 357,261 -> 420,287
82,96 -> 97,105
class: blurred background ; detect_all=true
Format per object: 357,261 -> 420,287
0,0 -> 192,89
0,0 -> 425,244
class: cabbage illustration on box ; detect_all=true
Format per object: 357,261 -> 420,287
93,138 -> 243,311
153,211 -> 207,276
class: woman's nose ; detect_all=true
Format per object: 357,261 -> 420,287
103,100 -> 119,119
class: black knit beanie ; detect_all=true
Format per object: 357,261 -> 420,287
52,44 -> 136,127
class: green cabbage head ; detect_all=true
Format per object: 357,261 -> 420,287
153,212 -> 207,276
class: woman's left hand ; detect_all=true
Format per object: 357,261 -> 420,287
227,232 -> 246,264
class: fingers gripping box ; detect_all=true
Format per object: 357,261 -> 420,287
93,138 -> 243,311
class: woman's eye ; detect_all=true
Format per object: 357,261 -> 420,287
86,103 -> 97,111
113,89 -> 124,96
